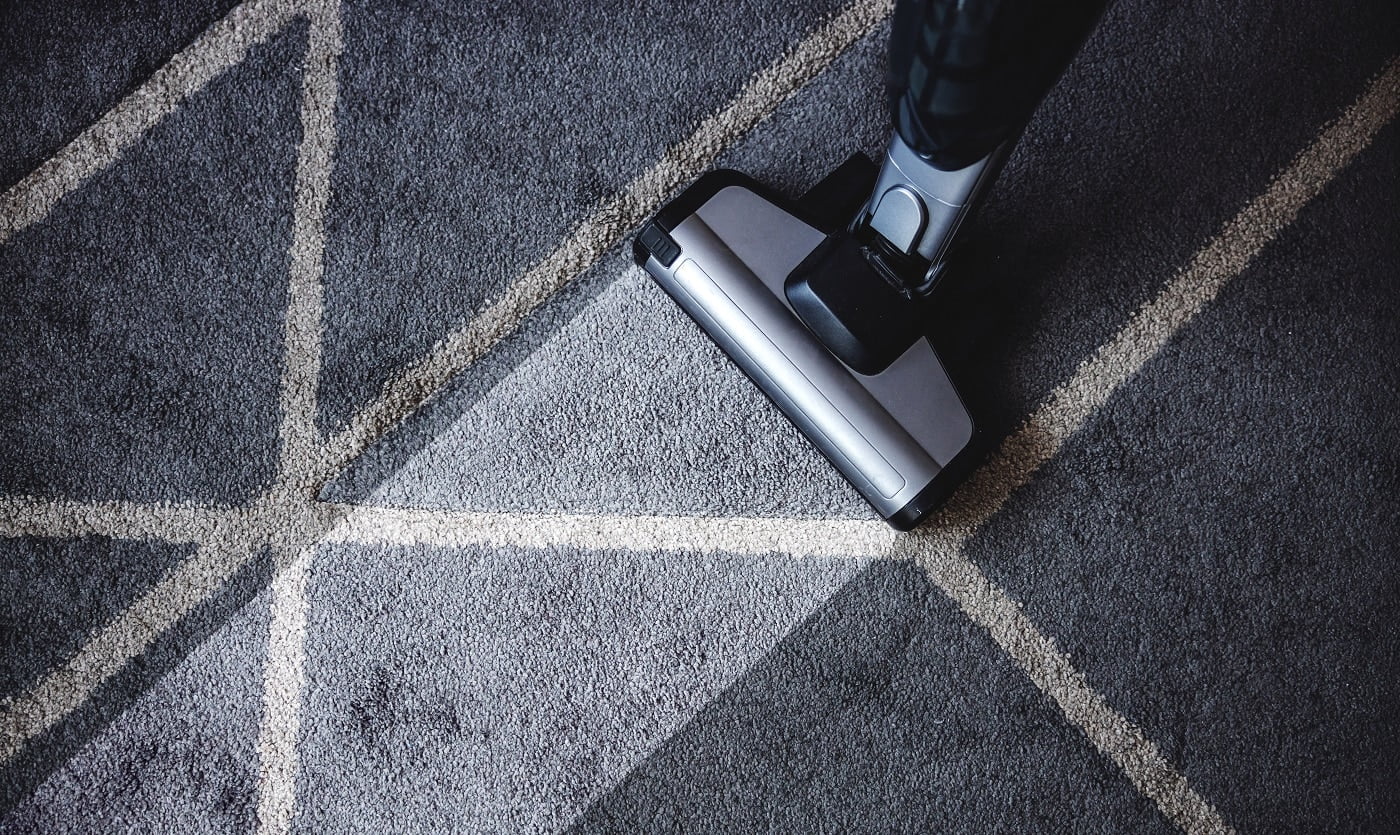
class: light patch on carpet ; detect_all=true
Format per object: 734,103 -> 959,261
290,541 -> 869,833
343,266 -> 868,518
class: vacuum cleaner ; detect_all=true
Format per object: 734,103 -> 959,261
635,0 -> 1107,529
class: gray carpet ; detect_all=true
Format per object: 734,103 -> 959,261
2,0 -> 1398,832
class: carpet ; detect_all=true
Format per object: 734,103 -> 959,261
2,0 -> 1398,831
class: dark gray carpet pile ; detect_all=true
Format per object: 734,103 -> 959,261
2,0 -> 1397,832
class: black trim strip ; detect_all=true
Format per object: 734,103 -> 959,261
887,427 -> 982,531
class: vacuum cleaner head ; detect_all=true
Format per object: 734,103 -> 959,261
633,0 -> 1107,528
634,156 -> 977,530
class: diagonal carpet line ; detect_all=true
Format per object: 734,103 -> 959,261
0,495 -> 237,544
322,504 -> 898,558
0,522 -> 258,763
0,0 -> 301,247
993,54 -> 1400,475
314,0 -> 897,487
254,0 -> 345,830
918,540 -> 1232,834
273,0 -> 341,490
892,54 -> 1400,835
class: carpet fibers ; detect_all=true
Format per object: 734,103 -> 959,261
2,0 -> 1398,832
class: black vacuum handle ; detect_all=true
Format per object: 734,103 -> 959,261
888,0 -> 1109,170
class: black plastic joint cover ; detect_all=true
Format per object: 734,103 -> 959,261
785,231 -> 926,376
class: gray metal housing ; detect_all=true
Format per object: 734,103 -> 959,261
865,135 -> 1011,287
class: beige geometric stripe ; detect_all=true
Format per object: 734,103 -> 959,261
255,0 -> 346,828
1005,54 -> 1400,469
0,0 -> 301,247
314,0 -> 899,484
930,54 -> 1400,546
0,495 -> 234,544
273,0 -> 343,489
253,541 -> 318,835
324,504 -> 898,558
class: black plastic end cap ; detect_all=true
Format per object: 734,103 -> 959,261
635,222 -> 680,268
886,481 -> 953,531
636,170 -> 781,270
